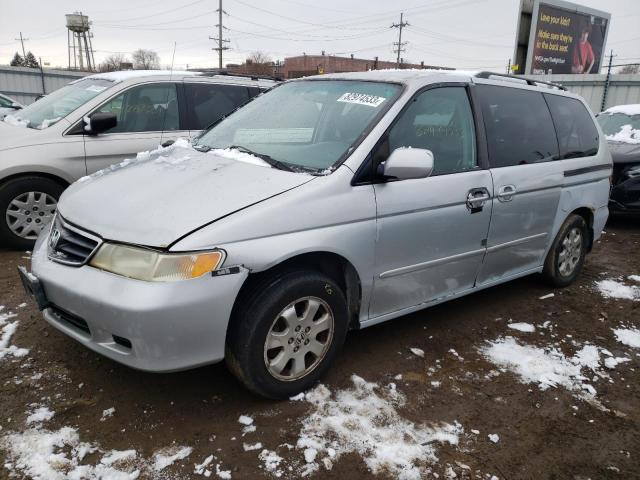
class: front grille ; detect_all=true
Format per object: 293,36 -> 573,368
49,305 -> 90,335
48,216 -> 100,266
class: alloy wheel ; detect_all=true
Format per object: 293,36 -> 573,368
263,296 -> 334,381
558,227 -> 582,277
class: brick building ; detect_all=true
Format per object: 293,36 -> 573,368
280,53 -> 451,79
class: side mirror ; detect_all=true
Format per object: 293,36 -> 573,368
10,102 -> 22,110
84,112 -> 117,135
379,147 -> 434,181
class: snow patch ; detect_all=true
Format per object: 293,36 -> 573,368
208,148 -> 270,167
100,407 -> 115,421
606,124 -> 640,144
595,279 -> 640,301
507,322 -> 536,333
0,310 -> 30,360
0,427 -> 141,480
243,442 -> 263,451
488,434 -> 500,443
613,328 -> 640,348
25,406 -> 54,425
152,445 -> 193,471
479,337 -> 603,396
604,104 -> 640,116
3,114 -> 28,128
294,375 -> 463,479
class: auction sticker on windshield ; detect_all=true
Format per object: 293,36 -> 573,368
337,92 -> 386,107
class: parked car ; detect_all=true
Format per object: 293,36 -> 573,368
596,104 -> 640,215
0,93 -> 23,119
20,70 -> 611,399
0,70 -> 275,248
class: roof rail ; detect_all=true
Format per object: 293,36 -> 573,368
193,69 -> 282,82
474,71 -> 567,91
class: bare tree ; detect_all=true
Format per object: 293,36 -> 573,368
618,64 -> 640,74
98,53 -> 129,72
132,49 -> 160,70
242,51 -> 273,75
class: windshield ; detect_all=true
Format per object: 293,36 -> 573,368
597,112 -> 640,138
3,78 -> 114,129
194,80 -> 402,172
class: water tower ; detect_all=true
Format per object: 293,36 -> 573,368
66,12 -> 96,71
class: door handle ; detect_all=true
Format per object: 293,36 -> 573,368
497,184 -> 517,202
466,188 -> 490,212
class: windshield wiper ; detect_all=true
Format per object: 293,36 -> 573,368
227,145 -> 296,172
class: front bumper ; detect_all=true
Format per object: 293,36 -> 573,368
28,232 -> 248,372
610,168 -> 640,214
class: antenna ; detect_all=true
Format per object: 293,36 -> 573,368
160,42 -> 178,146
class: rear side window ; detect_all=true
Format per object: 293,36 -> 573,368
477,84 -> 558,167
544,94 -> 599,158
185,83 -> 250,130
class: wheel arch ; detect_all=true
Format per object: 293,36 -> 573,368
0,171 -> 70,190
229,251 -> 363,335
569,206 -> 594,252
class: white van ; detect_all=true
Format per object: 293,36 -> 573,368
0,70 -> 275,247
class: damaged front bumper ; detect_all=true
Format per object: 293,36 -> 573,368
610,163 -> 640,214
26,231 -> 248,372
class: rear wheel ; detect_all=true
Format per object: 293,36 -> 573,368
0,176 -> 64,249
226,271 -> 348,399
542,214 -> 588,287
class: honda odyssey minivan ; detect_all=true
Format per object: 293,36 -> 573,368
0,70 -> 274,248
20,70 -> 611,398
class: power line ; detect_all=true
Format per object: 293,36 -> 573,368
391,13 -> 409,68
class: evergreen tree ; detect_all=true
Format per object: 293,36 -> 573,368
10,52 -> 24,67
23,51 -> 39,68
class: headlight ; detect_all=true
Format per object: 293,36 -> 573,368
89,243 -> 224,282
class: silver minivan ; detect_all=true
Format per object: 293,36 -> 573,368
21,70 -> 611,398
0,70 -> 275,248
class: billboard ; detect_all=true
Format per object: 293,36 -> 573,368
513,0 -> 611,75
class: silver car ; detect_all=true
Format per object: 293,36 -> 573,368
21,70 -> 611,398
0,70 -> 275,248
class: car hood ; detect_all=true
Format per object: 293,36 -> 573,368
57,144 -> 315,248
0,117 -> 58,150
607,141 -> 640,164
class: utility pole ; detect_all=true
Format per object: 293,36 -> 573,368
15,32 -> 28,58
601,50 -> 616,112
391,13 -> 409,69
210,0 -> 229,69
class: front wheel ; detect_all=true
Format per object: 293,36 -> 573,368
542,214 -> 588,288
0,176 -> 64,249
225,271 -> 348,399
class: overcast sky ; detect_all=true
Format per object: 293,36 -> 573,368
1,0 -> 638,71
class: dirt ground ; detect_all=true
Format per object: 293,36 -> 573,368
1,217 -> 639,480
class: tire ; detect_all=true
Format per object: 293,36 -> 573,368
542,214 -> 588,288
226,270 -> 348,399
0,176 -> 64,250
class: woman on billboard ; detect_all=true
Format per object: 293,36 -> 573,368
572,22 -> 595,73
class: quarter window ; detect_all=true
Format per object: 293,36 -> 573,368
544,94 -> 599,158
185,83 -> 250,130
387,86 -> 477,175
97,83 -> 179,133
477,85 -> 558,167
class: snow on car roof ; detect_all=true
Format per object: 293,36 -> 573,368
603,104 -> 640,116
